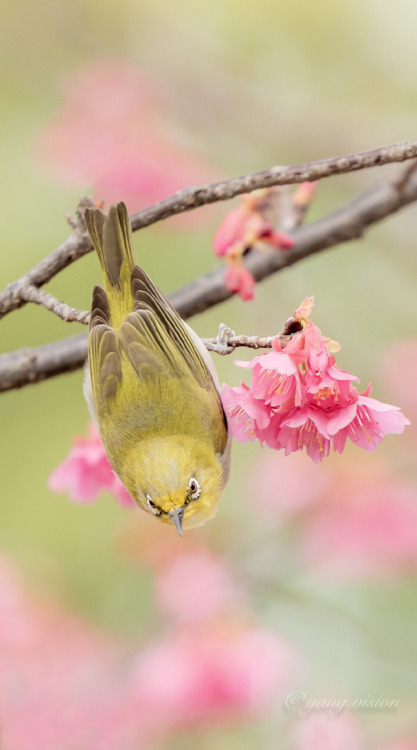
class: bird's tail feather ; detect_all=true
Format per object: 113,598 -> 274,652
84,202 -> 135,289
85,202 -> 136,327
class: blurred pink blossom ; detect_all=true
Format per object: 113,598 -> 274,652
213,194 -> 293,257
36,60 -> 217,211
48,422 -> 135,508
292,711 -> 417,750
0,550 -> 302,748
224,261 -> 256,300
222,300 -> 410,462
118,509 -> 203,569
292,181 -> 318,208
154,550 -> 245,623
0,555 -> 39,649
133,623 -> 298,729
0,556 -> 146,750
212,204 -> 250,258
381,338 -> 417,430
299,468 -> 417,579
246,451 -> 331,521
293,713 -> 363,750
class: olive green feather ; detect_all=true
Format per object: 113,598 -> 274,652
85,203 -> 134,290
86,202 -> 228,464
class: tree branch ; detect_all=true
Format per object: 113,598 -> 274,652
1,140 -> 417,322
130,139 -> 417,230
0,333 -> 89,391
1,160 -> 416,392
168,159 -> 417,317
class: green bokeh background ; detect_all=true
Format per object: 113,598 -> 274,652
1,1 -> 417,745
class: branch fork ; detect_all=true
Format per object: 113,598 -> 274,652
1,143 -> 417,392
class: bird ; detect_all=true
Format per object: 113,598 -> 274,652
83,201 -> 231,535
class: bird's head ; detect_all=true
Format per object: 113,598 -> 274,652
124,437 -> 225,534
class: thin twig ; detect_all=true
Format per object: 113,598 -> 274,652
204,334 -> 274,354
1,160 -> 417,392
1,141 -> 417,322
130,140 -> 417,230
21,286 -> 90,324
203,333 -> 282,355
0,197 -> 94,320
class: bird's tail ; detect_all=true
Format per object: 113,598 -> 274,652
84,202 -> 136,327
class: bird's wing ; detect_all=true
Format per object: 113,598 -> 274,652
119,305 -> 228,455
88,270 -> 228,455
129,266 -> 215,389
88,285 -> 122,407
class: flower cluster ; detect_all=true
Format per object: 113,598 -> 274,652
222,298 -> 410,463
212,187 -> 295,300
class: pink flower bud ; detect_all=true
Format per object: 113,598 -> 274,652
292,181 -> 318,208
224,263 -> 256,300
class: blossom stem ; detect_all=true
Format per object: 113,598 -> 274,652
203,333 -> 291,356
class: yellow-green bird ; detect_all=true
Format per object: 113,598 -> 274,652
83,202 -> 231,534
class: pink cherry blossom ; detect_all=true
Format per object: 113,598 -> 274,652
222,301 -> 410,461
212,205 -> 251,257
331,386 -> 411,454
133,623 -> 298,729
213,188 -> 294,301
154,550 -> 245,623
213,193 -> 293,258
221,381 -> 272,442
265,407 -> 333,463
36,60 -> 217,212
235,345 -> 303,409
48,423 -> 135,507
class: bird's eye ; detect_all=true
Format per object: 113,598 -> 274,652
146,494 -> 161,516
187,477 -> 201,500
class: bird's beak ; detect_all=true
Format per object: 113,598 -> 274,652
168,506 -> 185,536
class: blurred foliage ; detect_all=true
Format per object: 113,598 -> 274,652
1,0 -> 417,746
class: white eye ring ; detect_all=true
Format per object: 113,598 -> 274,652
188,477 -> 201,500
146,494 -> 161,516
